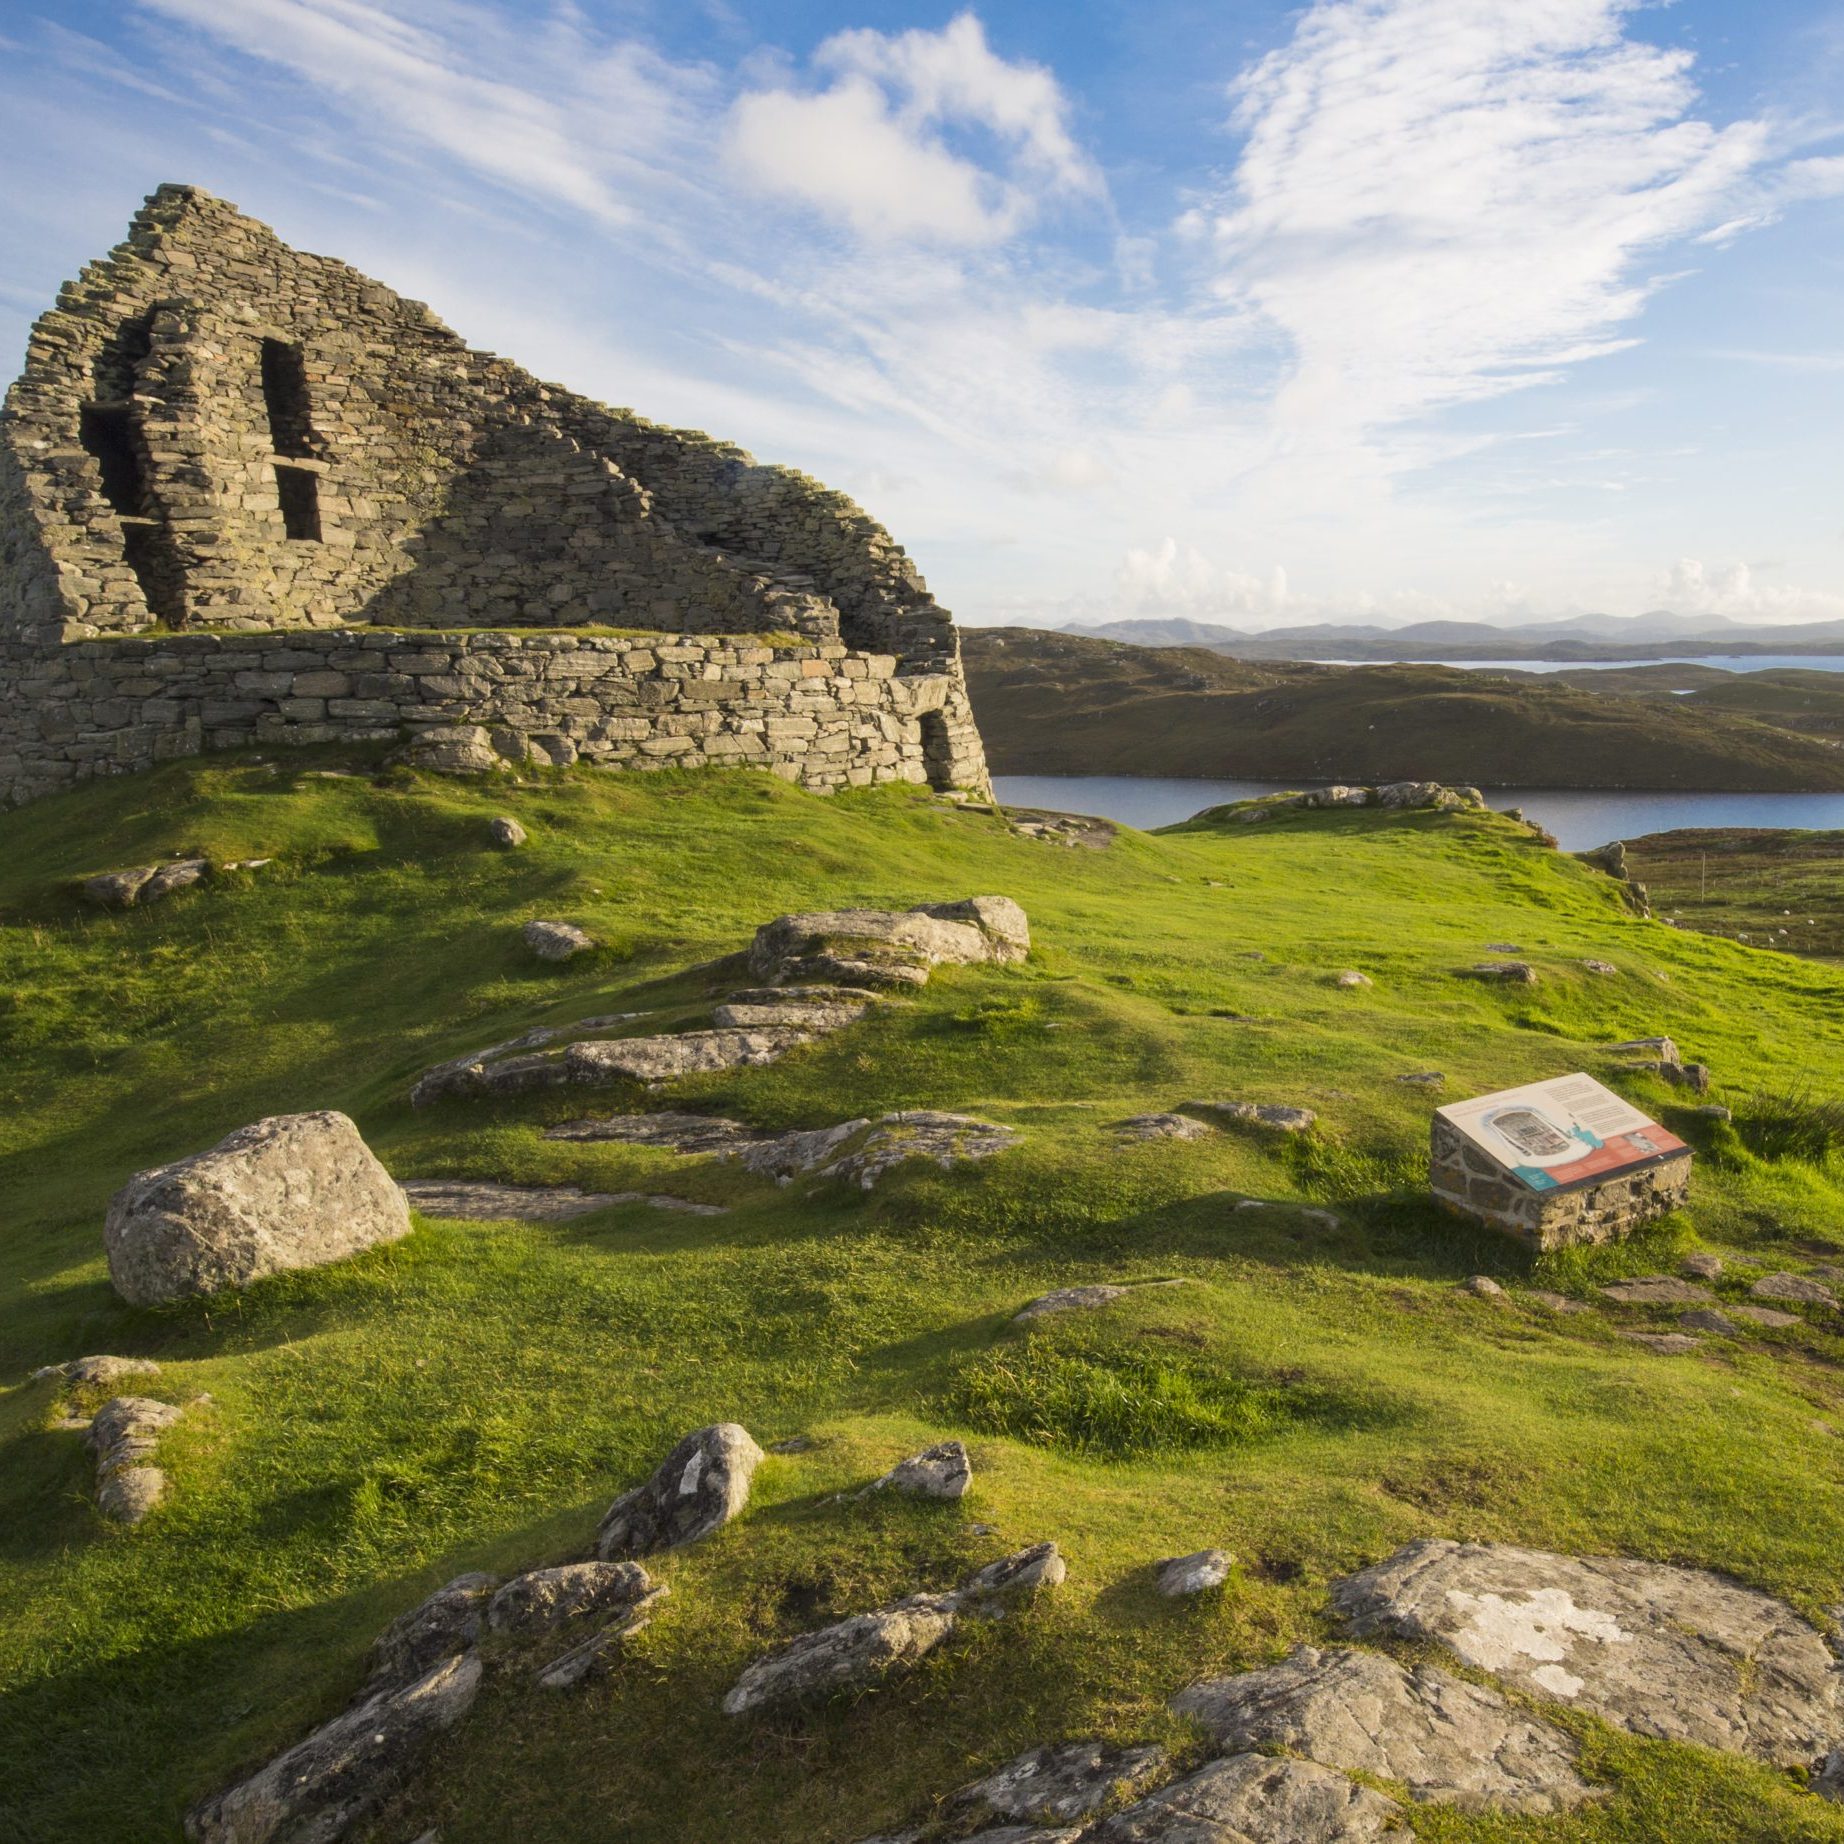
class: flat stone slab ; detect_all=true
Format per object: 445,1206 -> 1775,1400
400,1180 -> 723,1220
1466,961 -> 1538,984
950,1741 -> 1167,1827
1525,1291 -> 1591,1315
1623,1331 -> 1701,1354
1015,1280 -> 1188,1322
543,1111 -> 760,1154
1680,1309 -> 1744,1337
1173,1644 -> 1594,1814
1332,1537 -> 1844,1768
1084,1754 -> 1398,1842
1599,1276 -> 1715,1306
1183,1100 -> 1317,1134
1112,1114 -> 1212,1141
1732,1303 -> 1802,1328
1752,1273 -> 1839,1307
739,1111 -> 1019,1190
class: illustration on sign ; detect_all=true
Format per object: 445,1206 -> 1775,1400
1435,1074 -> 1688,1193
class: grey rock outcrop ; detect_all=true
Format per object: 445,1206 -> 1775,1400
523,918 -> 594,961
722,1543 -> 1063,1716
534,1581 -> 667,1691
367,1574 -> 498,1695
1083,1754 -> 1398,1843
1467,960 -> 1538,984
1681,1308 -> 1744,1337
950,1741 -> 1167,1827
1623,1331 -> 1700,1354
737,1111 -> 1018,1190
1752,1272 -> 1838,1308
1334,970 -> 1371,988
400,1179 -> 722,1221
486,1561 -> 653,1636
597,1423 -> 764,1560
748,897 -> 1028,988
543,1111 -> 759,1153
1332,1538 -> 1844,1768
1182,1100 -> 1316,1134
567,1027 -> 811,1084
104,1111 -> 411,1304
871,1441 -> 973,1500
1732,1303 -> 1801,1328
1014,1281 -> 1187,1321
83,858 -> 209,908
489,816 -> 526,847
1173,1644 -> 1594,1813
184,1652 -> 481,1844
1681,1252 -> 1724,1280
712,986 -> 874,1031
33,1353 -> 160,1387
1112,1114 -> 1211,1141
1155,1549 -> 1233,1596
87,1394 -> 189,1523
1599,1275 -> 1714,1306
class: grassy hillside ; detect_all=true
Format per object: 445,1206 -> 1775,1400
1623,827 -> 1844,960
6,754 -> 1844,1841
962,627 -> 1844,789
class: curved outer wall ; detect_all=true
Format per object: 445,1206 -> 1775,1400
0,185 -> 989,805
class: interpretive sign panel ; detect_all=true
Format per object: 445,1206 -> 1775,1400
1435,1073 -> 1688,1195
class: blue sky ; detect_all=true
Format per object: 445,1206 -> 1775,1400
2,0 -> 1842,629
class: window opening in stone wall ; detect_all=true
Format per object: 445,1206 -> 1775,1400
274,465 -> 322,542
918,709 -> 954,789
91,311 -> 152,403
260,338 -> 316,458
79,403 -> 144,517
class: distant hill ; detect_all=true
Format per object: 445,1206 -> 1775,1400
1042,610 -> 1844,662
962,627 -> 1844,789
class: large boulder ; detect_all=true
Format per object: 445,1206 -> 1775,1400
1332,1538 -> 1843,1769
597,1424 -> 764,1559
1173,1645 -> 1594,1814
748,898 -> 1029,988
366,1574 -> 498,1695
184,1653 -> 481,1844
104,1113 -> 411,1305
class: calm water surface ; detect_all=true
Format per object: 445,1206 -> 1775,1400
1309,654 -> 1844,674
994,776 -> 1844,852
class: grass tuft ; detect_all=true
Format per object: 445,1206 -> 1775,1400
1738,1089 -> 1844,1165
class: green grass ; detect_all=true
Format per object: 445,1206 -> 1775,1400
5,751 -> 1844,1841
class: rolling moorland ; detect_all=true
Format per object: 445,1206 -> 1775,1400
1625,828 -> 1844,961
7,753 -> 1844,1841
961,628 -> 1844,789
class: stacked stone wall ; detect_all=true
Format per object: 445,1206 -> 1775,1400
0,628 -> 987,806
0,184 -> 992,805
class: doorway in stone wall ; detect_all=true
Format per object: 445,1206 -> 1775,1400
78,393 -> 186,625
261,339 -> 324,542
919,709 -> 955,789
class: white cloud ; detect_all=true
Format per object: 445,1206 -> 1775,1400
1661,559 -> 1844,622
725,12 -> 1099,244
1200,0 -> 1770,438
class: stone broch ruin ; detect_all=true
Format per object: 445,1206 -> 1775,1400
0,184 -> 991,807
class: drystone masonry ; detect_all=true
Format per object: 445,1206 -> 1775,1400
0,184 -> 989,805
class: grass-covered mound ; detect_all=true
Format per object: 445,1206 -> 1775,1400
4,756 -> 1844,1842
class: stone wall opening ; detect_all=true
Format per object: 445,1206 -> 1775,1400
78,403 -> 144,517
77,400 -> 187,625
259,338 -> 316,458
919,709 -> 954,789
273,465 -> 323,542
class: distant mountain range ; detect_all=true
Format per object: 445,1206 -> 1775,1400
1037,611 -> 1844,661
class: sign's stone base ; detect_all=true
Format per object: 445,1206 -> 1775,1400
1429,1117 -> 1691,1250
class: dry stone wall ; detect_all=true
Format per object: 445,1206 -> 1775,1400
0,184 -> 989,804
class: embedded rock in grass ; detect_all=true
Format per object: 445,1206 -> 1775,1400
104,1111 -> 411,1305
33,1354 -> 160,1387
711,986 -> 873,1031
1627,1058 -> 1712,1093
487,1561 -> 654,1636
740,1112 -> 1019,1190
1082,1754 -> 1399,1842
1014,1281 -> 1187,1321
535,1583 -> 668,1691
1466,961 -> 1538,985
1752,1273 -> 1839,1308
1461,1275 -> 1506,1300
1681,1252 -> 1724,1280
723,1593 -> 963,1716
747,897 -> 1028,988
183,1652 -> 481,1844
1681,1309 -> 1744,1337
871,1440 -> 973,1500
1112,1114 -> 1211,1141
1375,780 -> 1486,811
82,858 -> 209,908
1334,971 -> 1371,988
1731,1304 -> 1801,1328
1182,1100 -> 1317,1135
597,1423 -> 764,1560
409,1027 -> 571,1106
1395,1071 -> 1445,1088
1525,1291 -> 1590,1315
401,723 -> 502,774
567,1028 -> 811,1084
87,1395 -> 188,1524
1623,1331 -> 1700,1354
1331,1537 -> 1844,1767
399,1179 -> 724,1221
721,1545 -> 1063,1716
1599,1276 -> 1715,1307
523,918 -> 595,962
949,1740 -> 1168,1826
1156,1549 -> 1234,1596
367,1574 -> 498,1694
1173,1644 -> 1595,1814
543,1111 -> 761,1153
489,815 -> 527,847
1582,960 -> 1619,975
1609,1036 -> 1681,1065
